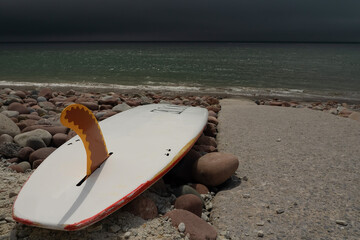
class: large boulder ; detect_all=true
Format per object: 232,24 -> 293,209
0,113 -> 21,137
192,152 -> 239,187
14,129 -> 52,147
165,209 -> 217,240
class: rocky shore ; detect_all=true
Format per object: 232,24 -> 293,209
0,87 -> 359,240
0,87 -> 239,240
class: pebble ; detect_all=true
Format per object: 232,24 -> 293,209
178,222 -> 186,232
335,220 -> 348,226
174,194 -> 203,217
124,231 -> 132,239
243,193 -> 251,198
256,221 -> 265,226
276,208 -> 285,214
109,224 -> 121,233
257,230 -> 264,237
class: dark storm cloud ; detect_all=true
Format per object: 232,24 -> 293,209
0,0 -> 359,42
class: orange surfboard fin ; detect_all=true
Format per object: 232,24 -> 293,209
60,104 -> 109,179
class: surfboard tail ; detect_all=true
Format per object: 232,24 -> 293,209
60,104 -> 109,177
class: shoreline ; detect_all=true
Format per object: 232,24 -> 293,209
1,81 -> 360,104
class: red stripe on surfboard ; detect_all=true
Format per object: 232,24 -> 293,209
64,131 -> 202,231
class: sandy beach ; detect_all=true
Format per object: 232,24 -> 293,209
0,87 -> 359,239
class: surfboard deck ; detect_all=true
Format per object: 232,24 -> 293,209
12,104 -> 208,231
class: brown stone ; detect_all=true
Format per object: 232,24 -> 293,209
20,119 -> 38,127
204,123 -> 217,137
206,105 -> 221,113
14,91 -> 26,99
270,101 -> 283,106
22,125 -> 69,135
52,133 -> 68,147
99,105 -> 113,110
98,97 -> 118,106
206,97 -> 220,105
32,159 -> 44,169
78,102 -> 99,111
192,145 -> 217,153
339,109 -> 353,117
349,112 -> 360,122
9,161 -> 31,173
196,135 -> 217,148
29,147 -> 56,164
18,147 -> 35,161
8,102 -> 30,114
192,152 -> 239,187
125,99 -> 141,107
174,194 -> 203,217
123,195 -> 158,220
16,122 -> 27,131
18,114 -> 42,121
208,110 -> 217,118
208,116 -> 219,125
165,209 -> 217,240
39,88 -> 53,100
190,183 -> 209,194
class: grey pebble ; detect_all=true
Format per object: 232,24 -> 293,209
178,222 -> 186,233
124,231 -> 132,239
243,194 -> 251,198
109,224 -> 121,233
256,221 -> 265,226
257,230 -> 264,237
201,213 -> 209,221
276,208 -> 284,214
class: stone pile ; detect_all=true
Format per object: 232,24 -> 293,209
0,87 -> 240,240
255,99 -> 360,122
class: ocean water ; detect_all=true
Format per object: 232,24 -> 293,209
0,43 -> 359,100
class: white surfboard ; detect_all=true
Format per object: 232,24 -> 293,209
13,104 -> 208,231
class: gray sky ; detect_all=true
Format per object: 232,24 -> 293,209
0,0 -> 359,42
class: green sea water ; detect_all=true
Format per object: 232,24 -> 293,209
0,42 -> 359,100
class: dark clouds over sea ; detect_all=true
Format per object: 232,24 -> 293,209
0,0 -> 359,42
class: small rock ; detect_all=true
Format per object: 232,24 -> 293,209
123,195 -> 158,220
9,192 -> 17,198
174,185 -> 203,204
204,123 -> 217,137
174,194 -> 203,217
124,231 -> 132,239
9,161 -> 31,173
37,96 -> 47,102
257,230 -> 264,237
18,147 -> 35,161
87,223 -> 102,232
8,102 -> 30,114
29,147 -> 56,164
178,222 -> 186,233
109,224 -> 121,233
196,135 -> 217,148
276,208 -> 285,214
0,134 -> 13,144
0,110 -> 19,119
165,209 -> 217,240
201,213 -> 209,221
26,137 -> 47,150
32,159 -> 44,169
335,220 -> 348,226
112,103 -> 131,112
39,88 -> 53,100
256,221 -> 265,226
276,138 -> 281,142
190,183 -> 209,194
52,133 -> 68,147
